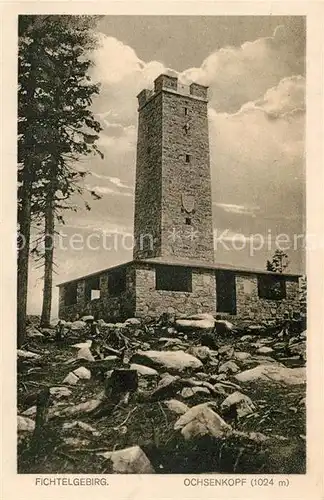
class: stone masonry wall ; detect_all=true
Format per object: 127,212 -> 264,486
59,263 -> 302,324
58,265 -> 136,322
133,91 -> 163,259
235,274 -> 300,322
160,87 -> 214,262
134,264 -> 216,318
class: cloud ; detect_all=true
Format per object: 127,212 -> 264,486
180,24 -> 305,113
88,184 -> 133,197
214,202 -> 260,217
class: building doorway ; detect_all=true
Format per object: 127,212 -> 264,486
216,270 -> 237,315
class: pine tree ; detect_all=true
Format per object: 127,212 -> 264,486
18,15 -> 103,340
266,249 -> 289,273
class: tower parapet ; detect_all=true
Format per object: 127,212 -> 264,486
137,74 -> 208,110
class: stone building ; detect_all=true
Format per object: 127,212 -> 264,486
58,74 -> 302,323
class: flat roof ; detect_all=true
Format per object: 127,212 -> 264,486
57,257 -> 302,287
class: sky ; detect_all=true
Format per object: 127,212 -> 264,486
27,15 -> 306,317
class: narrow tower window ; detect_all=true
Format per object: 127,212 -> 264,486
185,154 -> 190,163
184,107 -> 188,116
185,217 -> 191,225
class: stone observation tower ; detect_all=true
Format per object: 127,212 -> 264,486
58,74 -> 302,323
133,74 -> 214,263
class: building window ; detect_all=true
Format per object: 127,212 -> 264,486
184,107 -> 188,116
109,268 -> 127,296
185,154 -> 190,163
64,282 -> 77,306
156,265 -> 192,292
258,275 -> 286,300
85,276 -> 101,301
185,217 -> 191,225
216,270 -> 237,314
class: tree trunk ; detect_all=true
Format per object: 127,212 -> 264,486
17,177 -> 32,347
40,185 -> 55,328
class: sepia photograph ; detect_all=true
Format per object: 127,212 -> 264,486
16,14 -> 307,476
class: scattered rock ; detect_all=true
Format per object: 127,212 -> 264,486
63,421 -> 99,436
218,360 -> 240,375
200,332 -> 218,350
175,313 -> 215,332
247,325 -> 264,334
77,346 -> 95,362
218,345 -> 235,359
17,349 -> 41,359
21,406 -> 37,417
164,399 -> 189,415
256,346 -> 274,354
55,397 -> 103,418
81,315 -> 94,322
70,320 -> 87,331
131,350 -> 203,373
240,335 -> 254,342
27,326 -> 44,338
174,403 -> 231,440
50,387 -> 72,399
289,341 -> 306,358
63,437 -> 91,447
73,366 -> 91,380
18,415 -> 35,432
221,391 -> 256,418
234,351 -> 251,361
97,446 -> 155,474
124,318 -> 141,326
195,372 -> 210,381
62,372 -> 79,385
72,340 -> 92,349
235,365 -> 306,385
129,364 -> 158,377
214,320 -> 234,334
181,386 -> 210,398
186,345 -> 211,361
150,374 -> 180,400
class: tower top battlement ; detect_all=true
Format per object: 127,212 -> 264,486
137,74 -> 208,109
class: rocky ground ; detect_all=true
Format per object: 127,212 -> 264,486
17,314 -> 306,474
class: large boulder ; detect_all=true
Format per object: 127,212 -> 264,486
175,313 -> 215,332
97,446 -> 155,474
174,402 -> 231,440
235,365 -> 306,385
131,350 -> 203,373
